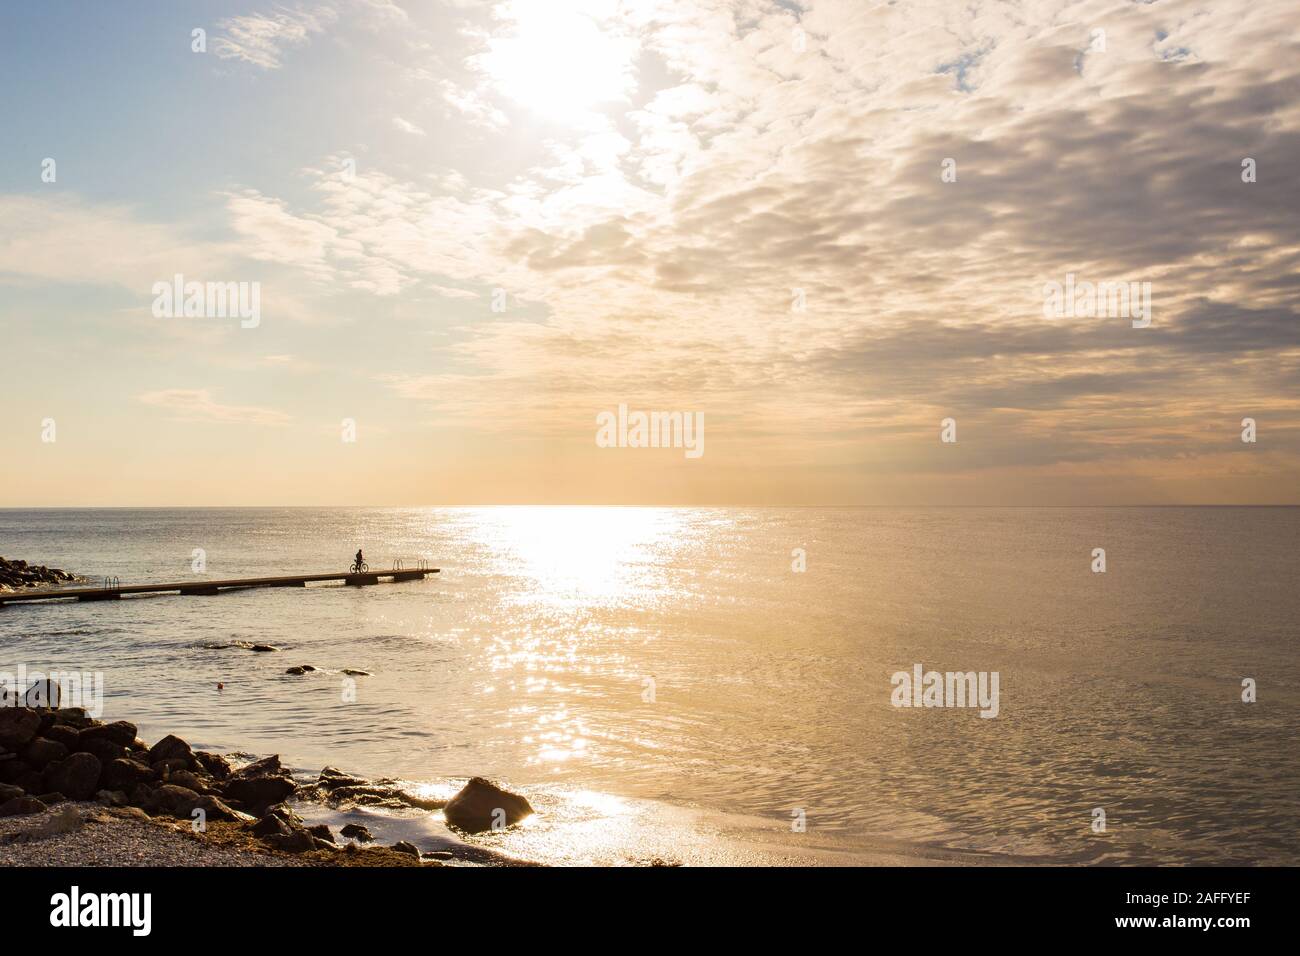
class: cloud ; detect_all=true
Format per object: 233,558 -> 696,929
2,0 -> 1296,503
428,284 -> 479,300
438,81 -> 509,131
0,194 -> 235,291
356,0 -> 407,24
224,189 -> 340,283
138,389 -> 292,426
254,354 -> 321,373
392,115 -> 427,136
188,0 -> 1300,497
213,5 -> 338,69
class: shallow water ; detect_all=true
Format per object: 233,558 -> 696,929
1,507 -> 1295,865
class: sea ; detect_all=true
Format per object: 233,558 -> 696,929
1,506 -> 1295,866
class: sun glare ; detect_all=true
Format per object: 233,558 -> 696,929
467,506 -> 682,606
473,1 -> 639,123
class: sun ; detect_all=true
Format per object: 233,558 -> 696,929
472,0 -> 639,124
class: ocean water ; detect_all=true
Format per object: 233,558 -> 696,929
0,506 -> 1295,866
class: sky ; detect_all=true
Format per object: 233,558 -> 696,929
1,0 -> 1297,506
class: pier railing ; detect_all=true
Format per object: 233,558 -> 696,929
391,558 -> 432,571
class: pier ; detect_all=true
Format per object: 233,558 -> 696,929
0,567 -> 439,608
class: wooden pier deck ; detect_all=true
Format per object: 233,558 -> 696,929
0,567 -> 439,608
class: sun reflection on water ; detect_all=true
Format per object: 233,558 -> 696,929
444,507 -> 698,777
458,506 -> 688,608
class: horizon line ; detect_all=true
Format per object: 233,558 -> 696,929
1,503 -> 1297,510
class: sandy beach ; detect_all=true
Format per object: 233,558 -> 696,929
1,804 -> 319,867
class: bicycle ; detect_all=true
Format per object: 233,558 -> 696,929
349,561 -> 369,573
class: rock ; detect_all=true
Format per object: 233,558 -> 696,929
312,837 -> 337,851
51,707 -> 95,729
42,752 -> 102,801
237,754 -> 282,777
318,766 -> 368,790
34,792 -> 66,806
78,737 -> 127,764
143,784 -> 202,818
309,767 -> 445,811
285,666 -> 307,675
29,805 -> 84,838
341,669 -> 370,676
22,737 -> 68,770
194,751 -> 232,780
100,757 -> 154,791
0,759 -> 31,784
339,823 -> 373,842
167,770 -> 209,793
147,734 -> 192,764
95,790 -> 128,807
0,558 -> 75,592
42,725 -> 80,750
224,775 -> 296,814
321,784 -> 442,811
263,829 -> 316,854
0,708 -> 41,749
79,720 -> 137,748
250,644 -> 279,653
14,770 -> 44,794
392,840 -> 421,857
0,783 -> 23,802
425,850 -> 454,860
307,823 -> 335,844
251,814 -> 289,837
266,803 -> 303,827
195,794 -> 247,822
151,757 -> 189,776
442,777 -> 534,833
222,756 -> 296,814
0,796 -> 46,817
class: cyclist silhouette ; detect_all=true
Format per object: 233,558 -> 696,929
351,549 -> 367,573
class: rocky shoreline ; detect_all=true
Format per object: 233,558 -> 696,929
0,556 -> 77,592
0,705 -> 537,866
